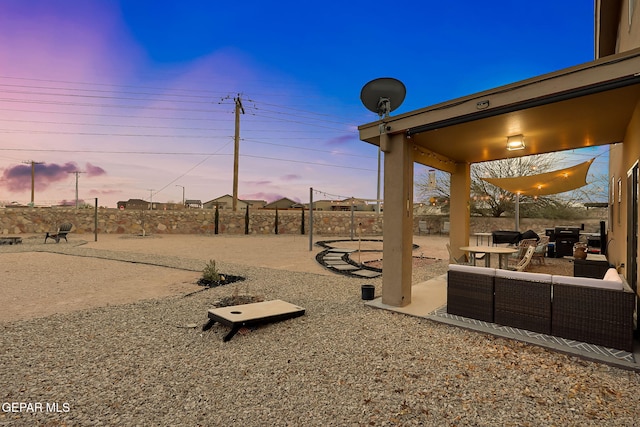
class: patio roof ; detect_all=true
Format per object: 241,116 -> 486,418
358,48 -> 640,172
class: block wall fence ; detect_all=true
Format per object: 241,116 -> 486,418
0,208 -> 606,237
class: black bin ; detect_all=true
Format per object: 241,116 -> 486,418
361,284 -> 375,300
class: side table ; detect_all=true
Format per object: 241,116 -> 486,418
573,254 -> 610,279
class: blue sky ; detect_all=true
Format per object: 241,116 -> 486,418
0,0 -> 601,207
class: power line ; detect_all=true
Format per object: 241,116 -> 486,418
0,141 -> 375,160
241,138 -> 375,158
240,154 -> 376,172
0,147 -> 230,155
0,97 -> 230,113
0,118 -> 228,132
0,107 -> 230,122
0,128 -> 225,138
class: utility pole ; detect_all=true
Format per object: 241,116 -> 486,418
148,189 -> 154,210
68,171 -> 85,209
232,95 -> 244,211
23,160 -> 43,206
175,185 -> 185,205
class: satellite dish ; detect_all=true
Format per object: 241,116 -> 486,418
360,77 -> 406,117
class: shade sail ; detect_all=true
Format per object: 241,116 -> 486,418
481,159 -> 594,196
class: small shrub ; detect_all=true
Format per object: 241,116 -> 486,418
197,261 -> 245,288
202,259 -> 220,283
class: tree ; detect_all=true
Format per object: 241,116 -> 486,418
568,171 -> 609,203
416,153 -> 562,217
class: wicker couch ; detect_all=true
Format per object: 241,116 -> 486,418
447,264 -> 636,352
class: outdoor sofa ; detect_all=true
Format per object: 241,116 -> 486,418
447,264 -> 636,352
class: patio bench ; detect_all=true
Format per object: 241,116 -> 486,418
494,269 -> 552,334
446,265 -> 636,352
551,270 -> 635,352
446,264 -> 496,322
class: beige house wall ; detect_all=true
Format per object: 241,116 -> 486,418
607,0 -> 640,294
617,0 -> 640,52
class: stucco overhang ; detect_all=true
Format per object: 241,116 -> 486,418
358,47 -> 640,172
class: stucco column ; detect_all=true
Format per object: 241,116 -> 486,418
382,132 -> 413,307
449,162 -> 471,259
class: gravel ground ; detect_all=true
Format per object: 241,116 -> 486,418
1,237 -> 639,426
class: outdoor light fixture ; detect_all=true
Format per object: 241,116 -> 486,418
506,134 -> 525,151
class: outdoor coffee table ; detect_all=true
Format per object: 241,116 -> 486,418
459,245 -> 517,269
203,300 -> 305,342
0,237 -> 22,245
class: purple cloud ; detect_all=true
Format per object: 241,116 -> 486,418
325,134 -> 355,146
86,162 -> 107,177
1,162 -> 78,192
280,174 -> 301,181
1,162 -> 107,192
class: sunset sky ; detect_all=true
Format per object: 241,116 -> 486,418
0,1 -> 604,207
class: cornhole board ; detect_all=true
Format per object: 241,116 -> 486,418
203,299 -> 305,342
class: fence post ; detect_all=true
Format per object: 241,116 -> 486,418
245,205 -> 249,234
309,187 -> 313,251
214,204 -> 219,234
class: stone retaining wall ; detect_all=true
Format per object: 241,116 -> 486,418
0,207 -> 606,237
0,208 -> 383,236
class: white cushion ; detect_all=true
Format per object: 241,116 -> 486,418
448,264 -> 496,276
551,274 -> 623,291
602,268 -> 622,282
495,269 -> 552,283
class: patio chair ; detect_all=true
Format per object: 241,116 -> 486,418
44,223 -> 72,243
511,245 -> 536,272
507,238 -> 538,267
446,243 -> 471,265
418,220 -> 431,235
532,235 -> 550,265
440,221 -> 450,235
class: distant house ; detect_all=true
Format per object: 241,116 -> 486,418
117,199 -> 149,210
312,198 -> 374,211
242,199 -> 267,209
184,199 -> 202,209
116,199 -> 180,211
203,194 -> 250,210
264,197 -> 299,210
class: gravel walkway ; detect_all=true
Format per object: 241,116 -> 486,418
1,239 -> 639,426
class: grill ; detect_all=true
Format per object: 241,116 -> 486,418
554,226 -> 580,258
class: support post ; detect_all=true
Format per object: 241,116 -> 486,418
449,162 -> 471,260
381,132 -> 413,307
